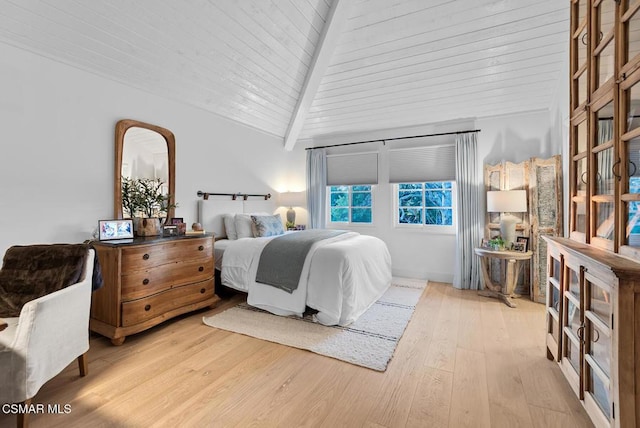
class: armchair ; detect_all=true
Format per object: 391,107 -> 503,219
0,246 -> 95,428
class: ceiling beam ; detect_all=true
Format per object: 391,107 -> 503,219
283,0 -> 351,151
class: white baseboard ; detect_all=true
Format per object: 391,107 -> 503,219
392,268 -> 453,284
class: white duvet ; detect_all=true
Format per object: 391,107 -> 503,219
220,231 -> 392,326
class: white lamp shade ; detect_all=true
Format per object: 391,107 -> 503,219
278,191 -> 306,208
486,190 -> 527,213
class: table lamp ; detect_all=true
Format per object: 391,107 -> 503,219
486,190 -> 527,248
279,191 -> 305,226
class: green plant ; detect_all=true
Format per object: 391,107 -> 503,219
121,177 -> 177,218
489,236 -> 505,249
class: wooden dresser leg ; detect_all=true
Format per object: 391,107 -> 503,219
111,337 -> 125,346
17,398 -> 31,428
77,353 -> 88,377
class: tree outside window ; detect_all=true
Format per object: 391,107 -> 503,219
329,185 -> 372,223
398,182 -> 453,226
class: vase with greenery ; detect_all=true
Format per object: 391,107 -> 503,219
121,177 -> 176,236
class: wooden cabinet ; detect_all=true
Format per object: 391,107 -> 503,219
568,0 -> 640,262
90,234 -> 219,345
544,236 -> 640,427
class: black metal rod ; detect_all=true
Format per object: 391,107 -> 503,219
197,191 -> 271,201
305,129 -> 481,151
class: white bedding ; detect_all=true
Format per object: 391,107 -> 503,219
220,231 -> 392,326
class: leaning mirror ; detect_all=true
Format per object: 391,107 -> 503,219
114,119 -> 175,221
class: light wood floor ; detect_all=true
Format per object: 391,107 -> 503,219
1,282 -> 593,428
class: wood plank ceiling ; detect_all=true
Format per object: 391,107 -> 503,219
0,0 -> 569,149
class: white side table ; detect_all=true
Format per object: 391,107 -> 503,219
474,247 -> 533,308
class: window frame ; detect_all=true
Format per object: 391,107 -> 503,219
327,185 -> 374,226
394,181 -> 456,234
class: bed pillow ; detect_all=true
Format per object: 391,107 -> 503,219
234,214 -> 254,239
251,215 -> 285,237
223,214 -> 237,240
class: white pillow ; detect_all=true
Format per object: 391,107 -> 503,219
235,214 -> 254,239
223,214 -> 237,240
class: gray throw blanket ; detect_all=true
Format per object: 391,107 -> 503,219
255,230 -> 348,293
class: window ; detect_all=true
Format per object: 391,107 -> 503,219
329,185 -> 372,224
396,181 -> 455,228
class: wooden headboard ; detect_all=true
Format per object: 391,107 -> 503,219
197,197 -> 277,238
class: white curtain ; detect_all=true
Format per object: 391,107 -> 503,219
306,148 -> 327,229
453,132 -> 482,290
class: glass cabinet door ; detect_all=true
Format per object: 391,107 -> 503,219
546,253 -> 563,360
621,73 -> 640,255
584,272 -> 613,422
591,97 -> 616,250
593,0 -> 616,93
561,262 -> 584,395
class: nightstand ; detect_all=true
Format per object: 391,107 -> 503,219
474,247 -> 532,308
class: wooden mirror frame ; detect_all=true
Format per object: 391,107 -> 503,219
114,119 -> 176,220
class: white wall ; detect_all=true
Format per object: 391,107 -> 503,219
310,111 -> 561,282
0,40 -> 565,284
0,41 -> 305,257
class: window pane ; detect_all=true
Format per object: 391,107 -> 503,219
331,208 -> 349,222
425,190 -> 452,207
399,183 -> 422,190
352,192 -> 371,207
442,182 -> 452,189
424,182 -> 443,190
595,201 -> 615,240
330,192 -> 348,207
331,186 -> 348,192
352,185 -> 371,191
399,208 -> 422,224
425,209 -> 452,225
399,191 -> 422,206
627,199 -> 640,246
352,208 -> 372,223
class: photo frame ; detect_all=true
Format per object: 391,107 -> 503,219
481,238 -> 490,249
516,236 -> 530,252
162,225 -> 178,237
170,217 -> 184,225
512,242 -> 526,252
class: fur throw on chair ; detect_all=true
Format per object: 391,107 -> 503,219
0,243 -> 102,318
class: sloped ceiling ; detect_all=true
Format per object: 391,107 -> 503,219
0,0 -> 568,148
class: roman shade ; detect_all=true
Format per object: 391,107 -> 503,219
326,152 -> 378,186
389,144 -> 455,183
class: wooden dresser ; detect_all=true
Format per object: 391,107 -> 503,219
543,236 -> 640,428
90,234 -> 219,345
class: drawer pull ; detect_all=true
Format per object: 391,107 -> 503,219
198,266 -> 204,272
198,245 -> 204,251
144,304 -> 151,311
200,288 -> 206,294
143,253 -> 150,260
143,278 -> 150,285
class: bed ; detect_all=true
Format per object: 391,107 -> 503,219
198,198 -> 392,326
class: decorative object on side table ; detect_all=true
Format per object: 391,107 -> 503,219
279,191 -> 306,229
516,236 -> 529,252
488,236 -> 505,251
486,190 -> 527,249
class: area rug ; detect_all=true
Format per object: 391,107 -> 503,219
202,277 -> 426,371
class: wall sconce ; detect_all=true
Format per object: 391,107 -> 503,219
278,191 -> 306,225
486,190 -> 528,248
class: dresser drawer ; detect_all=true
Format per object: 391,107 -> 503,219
121,259 -> 214,301
121,279 -> 214,326
121,237 -> 213,271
